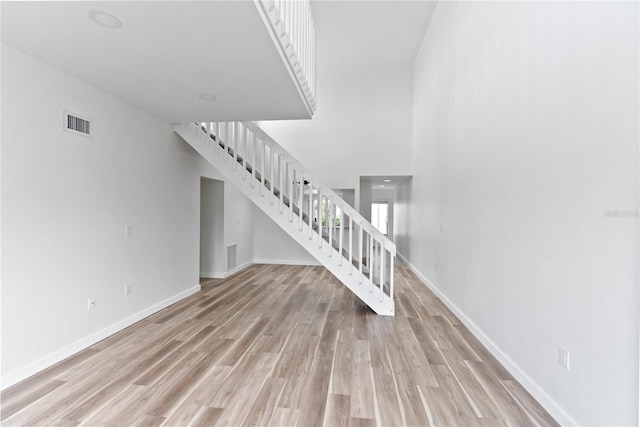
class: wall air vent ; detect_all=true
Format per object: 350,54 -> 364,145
227,244 -> 237,271
64,111 -> 92,137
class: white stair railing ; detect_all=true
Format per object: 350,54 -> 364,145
255,0 -> 316,113
176,121 -> 395,315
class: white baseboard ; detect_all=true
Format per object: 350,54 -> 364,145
224,260 -> 253,278
200,271 -> 225,279
253,258 -> 321,266
396,252 -> 577,427
1,284 -> 201,390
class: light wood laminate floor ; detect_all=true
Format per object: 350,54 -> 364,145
1,263 -> 558,426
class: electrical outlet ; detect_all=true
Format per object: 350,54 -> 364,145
88,298 -> 96,310
558,347 -> 570,370
124,284 -> 132,296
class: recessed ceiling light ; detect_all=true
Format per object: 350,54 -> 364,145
380,185 -> 385,188
384,179 -> 392,183
88,10 -> 122,29
199,93 -> 218,101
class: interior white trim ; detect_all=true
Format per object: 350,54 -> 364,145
223,260 -> 253,278
0,284 -> 202,390
254,259 -> 321,266
200,271 -> 226,279
396,252 -> 578,427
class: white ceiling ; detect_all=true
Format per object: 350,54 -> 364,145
1,1 -> 437,123
363,175 -> 412,190
312,0 -> 437,69
1,1 -> 311,122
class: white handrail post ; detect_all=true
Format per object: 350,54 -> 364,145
328,197 -> 332,257
348,216 -> 353,274
339,208 -> 344,266
380,242 -> 385,302
279,155 -> 284,213
359,223 -> 363,284
299,173 -> 304,231
389,255 -> 395,311
289,164 -> 294,222
241,124 -> 247,180
224,122 -> 229,163
318,189 -> 322,248
233,122 -> 238,171
308,180 -> 313,240
215,122 -> 221,156
260,138 -> 265,196
369,232 -> 374,293
269,146 -> 274,204
251,133 -> 256,188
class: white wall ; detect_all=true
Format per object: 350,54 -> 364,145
258,61 -> 414,190
1,45 -> 204,385
359,177 -> 372,221
394,178 -> 412,259
223,181 -> 255,272
253,209 -> 318,265
195,156 -> 256,277
409,2 -> 639,425
200,178 -> 225,278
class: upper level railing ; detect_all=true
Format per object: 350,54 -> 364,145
255,0 -> 316,114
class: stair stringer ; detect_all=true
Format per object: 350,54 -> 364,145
175,122 -> 394,316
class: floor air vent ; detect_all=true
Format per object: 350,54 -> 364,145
227,244 -> 237,270
64,111 -> 92,137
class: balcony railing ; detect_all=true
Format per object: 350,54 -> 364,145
256,0 -> 317,114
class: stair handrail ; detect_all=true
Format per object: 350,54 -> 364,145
243,121 -> 396,256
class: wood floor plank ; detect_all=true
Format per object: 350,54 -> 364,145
2,262 -> 558,427
268,407 -> 300,427
349,340 -> 376,420
466,360 -> 547,426
241,376 -> 286,427
500,379 -> 559,426
161,365 -> 231,426
371,367 -> 404,427
323,393 -> 350,427
190,406 -> 224,427
0,379 -> 66,421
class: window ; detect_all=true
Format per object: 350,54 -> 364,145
371,202 -> 388,235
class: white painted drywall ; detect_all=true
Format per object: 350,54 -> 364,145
253,209 -> 318,265
194,154 -> 256,277
1,45 -> 204,385
200,178 -> 225,278
258,61 -> 413,189
393,178 -> 412,259
335,189 -> 356,209
359,177 -> 372,222
409,2 -> 638,425
223,180 -> 255,272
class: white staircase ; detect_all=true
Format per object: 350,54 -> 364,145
175,121 -> 395,315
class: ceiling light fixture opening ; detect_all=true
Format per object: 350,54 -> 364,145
88,10 -> 123,29
384,179 -> 392,182
199,93 -> 218,101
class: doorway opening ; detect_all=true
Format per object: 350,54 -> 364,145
371,202 -> 389,235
